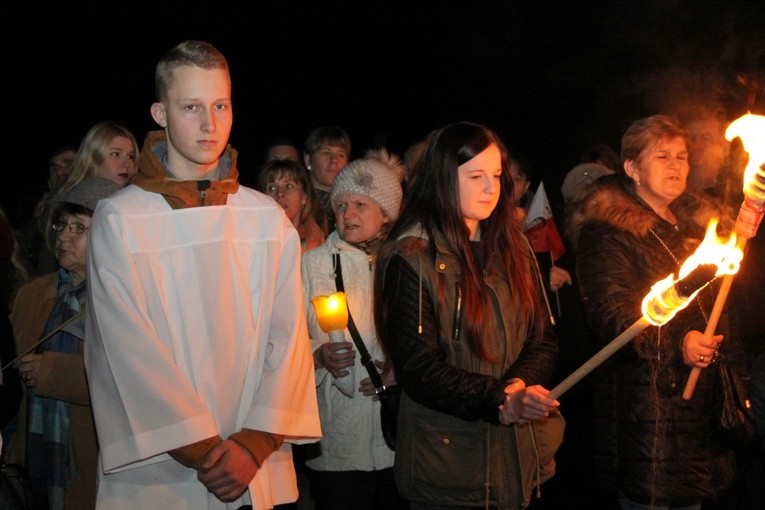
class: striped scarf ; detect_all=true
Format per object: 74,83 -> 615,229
26,268 -> 85,509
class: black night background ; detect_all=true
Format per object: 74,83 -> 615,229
3,1 -> 765,229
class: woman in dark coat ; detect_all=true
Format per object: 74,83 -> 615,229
567,114 -> 744,509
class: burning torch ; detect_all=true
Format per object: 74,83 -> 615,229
550,220 -> 741,400
682,113 -> 765,399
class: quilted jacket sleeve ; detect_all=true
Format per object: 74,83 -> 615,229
576,221 -> 706,361
381,253 -> 557,422
501,319 -> 558,388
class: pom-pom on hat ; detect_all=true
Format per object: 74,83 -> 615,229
330,148 -> 406,221
56,177 -> 122,211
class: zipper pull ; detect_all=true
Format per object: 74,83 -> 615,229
198,180 -> 211,206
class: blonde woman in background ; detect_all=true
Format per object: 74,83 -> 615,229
58,121 -> 139,195
41,122 -> 138,260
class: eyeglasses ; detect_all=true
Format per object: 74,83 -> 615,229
51,221 -> 89,234
265,182 -> 300,197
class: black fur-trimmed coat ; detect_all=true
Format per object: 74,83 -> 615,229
568,174 -> 742,506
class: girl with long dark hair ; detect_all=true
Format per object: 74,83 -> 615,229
375,121 -> 561,509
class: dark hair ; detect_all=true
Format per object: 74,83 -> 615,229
263,138 -> 300,163
45,202 -> 93,252
46,145 -> 77,190
264,137 -> 297,152
258,159 -> 315,217
53,202 -> 94,220
579,142 -> 620,172
49,145 -> 77,162
303,126 -> 351,156
377,121 -> 544,360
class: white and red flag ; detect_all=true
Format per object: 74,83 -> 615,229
523,182 -> 565,261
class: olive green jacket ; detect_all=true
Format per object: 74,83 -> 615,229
377,228 -> 563,509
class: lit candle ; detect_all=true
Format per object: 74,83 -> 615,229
311,292 -> 355,397
312,292 -> 349,334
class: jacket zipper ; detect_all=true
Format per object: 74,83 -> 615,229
198,180 -> 211,206
453,281 -> 462,342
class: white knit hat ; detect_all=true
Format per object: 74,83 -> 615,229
330,148 -> 406,221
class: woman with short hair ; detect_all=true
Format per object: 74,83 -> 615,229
568,114 -> 743,508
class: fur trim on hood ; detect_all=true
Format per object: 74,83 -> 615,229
565,174 -> 730,251
133,130 -> 240,209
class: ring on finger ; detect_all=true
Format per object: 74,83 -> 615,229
699,354 -> 706,363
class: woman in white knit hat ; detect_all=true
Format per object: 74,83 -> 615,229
301,148 -> 408,510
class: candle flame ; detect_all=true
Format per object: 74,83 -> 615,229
641,219 -> 742,325
311,292 -> 349,333
725,113 -> 765,207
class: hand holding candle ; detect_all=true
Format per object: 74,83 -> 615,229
311,292 -> 355,398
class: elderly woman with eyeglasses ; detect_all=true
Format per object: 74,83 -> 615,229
8,177 -> 121,509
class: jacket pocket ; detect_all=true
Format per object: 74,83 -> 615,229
409,412 -> 485,492
515,410 -> 566,487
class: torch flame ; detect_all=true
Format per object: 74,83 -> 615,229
680,219 -> 741,278
641,219 -> 742,326
725,113 -> 765,207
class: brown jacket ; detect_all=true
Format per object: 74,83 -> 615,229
7,273 -> 98,509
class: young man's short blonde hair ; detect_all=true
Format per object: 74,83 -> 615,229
155,40 -> 229,102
